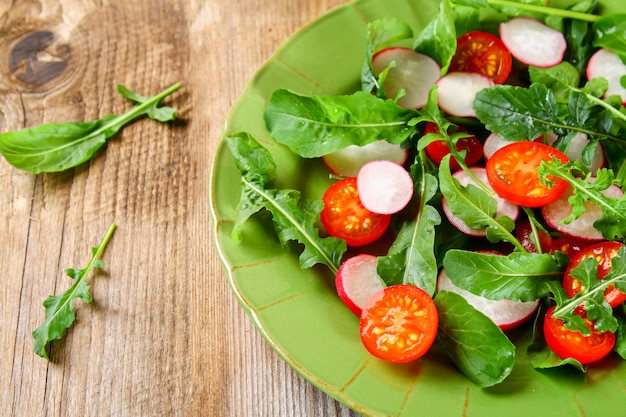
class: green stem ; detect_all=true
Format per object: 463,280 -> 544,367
487,0 -> 601,22
109,82 -> 181,131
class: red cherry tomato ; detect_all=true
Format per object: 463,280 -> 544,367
360,284 -> 438,363
543,306 -> 616,364
423,122 -> 483,171
449,31 -> 512,84
485,141 -> 569,207
563,241 -> 626,308
515,218 -> 589,258
320,177 -> 390,247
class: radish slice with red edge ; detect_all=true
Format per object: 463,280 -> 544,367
335,254 -> 386,317
357,160 -> 413,215
483,132 -> 513,160
586,48 -> 626,105
371,47 -> 441,109
546,131 -> 605,175
437,266 -> 539,331
436,72 -> 494,117
441,166 -> 519,237
542,177 -> 624,241
322,140 -> 408,177
499,17 -> 566,68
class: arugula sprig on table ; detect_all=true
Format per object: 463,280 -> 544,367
33,223 -> 116,360
0,83 -> 180,173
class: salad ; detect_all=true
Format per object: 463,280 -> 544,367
224,0 -> 626,387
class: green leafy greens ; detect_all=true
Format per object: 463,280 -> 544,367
225,132 -> 346,273
33,223 -> 116,360
0,83 -> 180,173
264,89 -> 417,158
224,0 -> 626,386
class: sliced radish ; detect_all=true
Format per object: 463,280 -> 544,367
371,47 -> 441,109
441,166 -> 519,236
586,48 -> 626,105
436,72 -> 494,117
437,267 -> 539,331
546,131 -> 605,174
322,140 -> 409,177
336,254 -> 386,317
542,177 -> 624,241
499,17 -> 566,68
483,132 -> 514,160
356,160 -> 413,215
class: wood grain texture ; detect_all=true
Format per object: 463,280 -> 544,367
0,0 -> 360,416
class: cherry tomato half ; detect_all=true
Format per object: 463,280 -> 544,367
423,122 -> 483,171
515,218 -> 589,258
563,241 -> 626,308
360,284 -> 438,363
449,31 -> 512,84
320,177 -> 390,247
543,306 -> 616,364
486,141 -> 569,207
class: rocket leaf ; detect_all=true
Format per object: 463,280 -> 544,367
33,223 -> 116,360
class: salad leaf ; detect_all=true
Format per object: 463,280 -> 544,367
592,14 -> 626,61
474,80 -> 626,145
527,342 -> 586,371
413,0 -> 457,74
264,89 -> 418,158
538,162 -> 626,241
460,0 -> 602,22
442,250 -> 562,302
474,83 -> 558,141
225,132 -> 346,272
438,155 -> 521,249
528,62 -> 580,103
435,290 -> 516,388
561,0 -> 598,73
376,153 -> 441,295
453,5 -> 481,35
549,247 -> 626,335
361,18 -> 414,94
33,223 -> 116,359
0,83 -> 180,174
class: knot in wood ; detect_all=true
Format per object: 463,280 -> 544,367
10,31 -> 71,87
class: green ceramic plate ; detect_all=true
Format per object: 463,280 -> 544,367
210,1 -> 626,415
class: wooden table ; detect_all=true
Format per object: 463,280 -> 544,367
0,0 -> 360,415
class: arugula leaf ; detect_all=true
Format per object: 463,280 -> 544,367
376,153 -> 441,295
527,341 -> 586,371
443,250 -> 562,302
538,162 -> 626,241
452,0 -> 602,21
473,83 -> 559,141
549,247 -> 626,335
474,81 -> 626,145
0,83 -> 180,173
361,18 -> 414,94
561,0 -> 598,73
32,223 -> 116,360
413,0 -> 457,74
435,290 -> 516,388
438,155 -> 522,249
593,14 -> 626,61
264,89 -> 418,158
528,62 -> 581,103
225,132 -> 346,273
